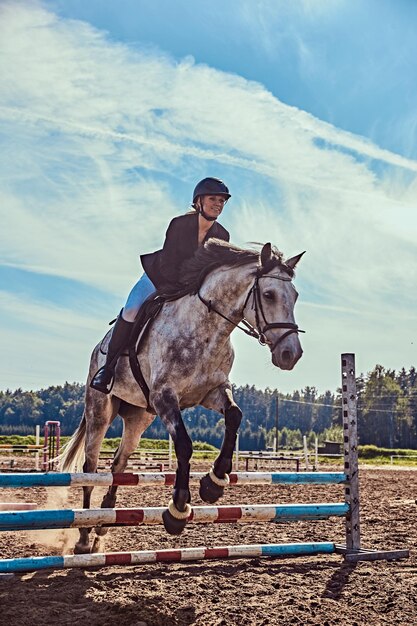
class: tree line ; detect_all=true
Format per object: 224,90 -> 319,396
0,365 -> 416,450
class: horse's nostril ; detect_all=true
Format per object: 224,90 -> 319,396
282,350 -> 291,363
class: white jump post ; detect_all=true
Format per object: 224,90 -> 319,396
168,435 -> 173,470
341,353 -> 360,554
303,435 -> 309,470
334,353 -> 408,561
35,425 -> 40,471
234,434 -> 239,471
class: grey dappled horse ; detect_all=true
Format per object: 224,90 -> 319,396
60,240 -> 304,553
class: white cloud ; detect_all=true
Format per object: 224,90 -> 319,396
0,1 -> 416,392
237,0 -> 347,61
0,290 -> 105,388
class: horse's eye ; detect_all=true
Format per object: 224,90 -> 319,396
263,291 -> 274,301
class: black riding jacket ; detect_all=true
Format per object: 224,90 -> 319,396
140,211 -> 230,289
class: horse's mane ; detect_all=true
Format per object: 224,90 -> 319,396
178,238 -> 288,293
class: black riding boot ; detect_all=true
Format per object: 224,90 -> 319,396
90,313 -> 134,394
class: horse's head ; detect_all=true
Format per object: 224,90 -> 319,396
245,243 -> 304,371
180,238 -> 304,371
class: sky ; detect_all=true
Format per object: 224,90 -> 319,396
0,0 -> 416,395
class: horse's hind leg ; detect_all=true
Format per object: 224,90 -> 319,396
95,403 -> 154,539
199,383 -> 242,504
75,391 -> 120,554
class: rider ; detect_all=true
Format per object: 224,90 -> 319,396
90,177 -> 231,394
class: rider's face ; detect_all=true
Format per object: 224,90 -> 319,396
200,195 -> 227,218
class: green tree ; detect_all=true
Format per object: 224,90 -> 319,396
360,365 -> 405,447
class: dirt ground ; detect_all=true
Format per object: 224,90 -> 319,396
0,464 -> 415,626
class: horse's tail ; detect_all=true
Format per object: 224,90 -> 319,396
57,412 -> 86,473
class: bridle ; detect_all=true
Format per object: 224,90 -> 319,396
197,269 -> 305,351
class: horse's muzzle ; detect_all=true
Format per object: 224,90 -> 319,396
271,341 -> 303,370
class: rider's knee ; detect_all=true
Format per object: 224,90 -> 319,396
121,306 -> 137,323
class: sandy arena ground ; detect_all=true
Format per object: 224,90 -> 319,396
0,463 -> 415,626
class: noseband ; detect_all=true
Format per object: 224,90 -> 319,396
242,273 -> 305,351
197,270 -> 305,350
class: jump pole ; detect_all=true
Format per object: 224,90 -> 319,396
0,471 -> 347,488
0,445 -> 44,450
0,502 -> 349,531
0,543 -> 337,574
0,503 -> 37,511
0,436 -> 43,472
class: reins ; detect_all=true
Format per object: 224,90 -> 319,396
197,271 -> 305,348
197,290 -> 263,342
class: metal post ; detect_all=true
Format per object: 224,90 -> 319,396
341,353 -> 360,551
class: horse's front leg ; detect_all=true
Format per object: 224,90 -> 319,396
150,387 -> 193,536
199,383 -> 242,504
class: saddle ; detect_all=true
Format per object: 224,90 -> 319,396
102,286 -> 191,410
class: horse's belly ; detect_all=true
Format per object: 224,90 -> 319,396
177,372 -> 228,408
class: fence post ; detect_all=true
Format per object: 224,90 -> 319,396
168,434 -> 173,470
303,435 -> 310,470
42,423 -> 49,472
35,425 -> 40,471
341,353 -> 360,551
234,434 -> 239,471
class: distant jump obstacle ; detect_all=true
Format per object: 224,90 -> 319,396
0,355 -> 410,574
0,420 -> 61,472
239,451 -> 302,472
97,446 -> 173,472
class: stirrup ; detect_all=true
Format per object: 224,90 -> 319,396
90,366 -> 114,394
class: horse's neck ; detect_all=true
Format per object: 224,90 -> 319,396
199,264 -> 255,323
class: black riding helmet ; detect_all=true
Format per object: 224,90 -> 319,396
192,177 -> 231,204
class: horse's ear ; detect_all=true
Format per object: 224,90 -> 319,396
260,243 -> 273,268
285,251 -> 305,270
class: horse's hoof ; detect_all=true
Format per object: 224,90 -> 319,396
199,473 -> 225,504
95,526 -> 108,537
162,509 -> 187,535
74,542 -> 92,555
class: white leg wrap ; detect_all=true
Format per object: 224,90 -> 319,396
209,467 -> 230,487
167,499 -> 192,520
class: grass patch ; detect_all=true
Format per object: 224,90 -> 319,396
1,436 -> 416,466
